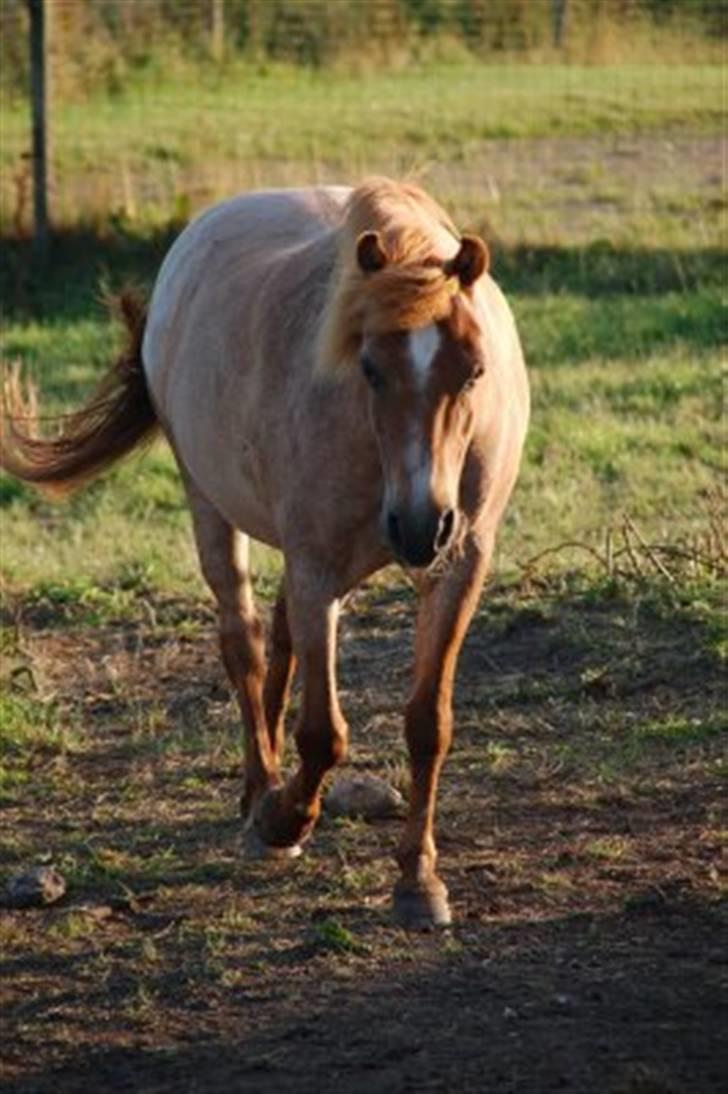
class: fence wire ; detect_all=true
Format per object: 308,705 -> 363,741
1,0 -> 724,246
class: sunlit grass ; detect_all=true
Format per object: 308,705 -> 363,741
1,58 -> 724,602
2,62 -> 723,233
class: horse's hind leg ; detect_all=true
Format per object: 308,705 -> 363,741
184,479 -> 280,817
263,581 -> 296,761
395,534 -> 491,929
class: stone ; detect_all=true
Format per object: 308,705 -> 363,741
5,866 -> 66,908
325,773 -> 404,820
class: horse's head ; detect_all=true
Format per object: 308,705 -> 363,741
355,231 -> 489,569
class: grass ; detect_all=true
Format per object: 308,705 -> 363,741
1,63 -> 723,602
0,284 -> 722,594
2,61 -> 724,233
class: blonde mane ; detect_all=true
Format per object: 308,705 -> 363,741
316,177 -> 461,377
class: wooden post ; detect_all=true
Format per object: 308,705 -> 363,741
211,0 -> 224,63
28,0 -> 50,259
552,0 -> 568,48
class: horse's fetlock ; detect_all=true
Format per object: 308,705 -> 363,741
396,845 -> 437,881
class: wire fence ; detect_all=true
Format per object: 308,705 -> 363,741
1,0 -> 724,249
3,0 -> 724,88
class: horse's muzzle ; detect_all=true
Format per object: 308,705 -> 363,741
385,505 -> 456,568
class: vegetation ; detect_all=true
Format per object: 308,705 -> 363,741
2,0 -> 724,100
1,41 -> 723,666
2,62 -> 723,238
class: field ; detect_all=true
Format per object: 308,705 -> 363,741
1,61 -> 726,1093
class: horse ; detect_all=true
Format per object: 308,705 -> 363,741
1,177 -> 529,929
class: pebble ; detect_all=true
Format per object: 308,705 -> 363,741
325,773 -> 404,819
5,865 -> 67,908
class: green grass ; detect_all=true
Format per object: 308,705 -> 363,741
1,59 -> 725,605
0,692 -> 65,792
2,62 -> 723,232
3,287 -> 722,596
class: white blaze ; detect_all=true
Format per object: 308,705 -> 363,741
404,325 -> 440,506
409,324 -> 440,393
403,426 -> 430,509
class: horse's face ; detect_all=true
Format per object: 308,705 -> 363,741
360,289 -> 487,569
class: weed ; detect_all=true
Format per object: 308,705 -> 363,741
583,836 -> 631,861
312,918 -> 362,955
634,715 -> 726,744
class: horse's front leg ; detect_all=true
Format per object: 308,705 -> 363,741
252,566 -> 347,850
395,533 -> 491,929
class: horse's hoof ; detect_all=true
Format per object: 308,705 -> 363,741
393,878 -> 452,930
254,786 -> 318,849
241,823 -> 303,861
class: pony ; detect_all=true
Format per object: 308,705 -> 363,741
1,177 -> 529,928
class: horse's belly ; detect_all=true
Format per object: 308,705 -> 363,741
203,477 -> 281,549
166,420 -> 282,549
144,342 -> 281,546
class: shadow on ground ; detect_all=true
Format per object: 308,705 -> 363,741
4,895 -> 725,1094
1,224 -> 724,314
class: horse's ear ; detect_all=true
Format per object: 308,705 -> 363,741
356,231 -> 388,274
445,235 -> 489,288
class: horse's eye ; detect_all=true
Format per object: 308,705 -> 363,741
461,364 -> 484,395
361,356 -> 385,392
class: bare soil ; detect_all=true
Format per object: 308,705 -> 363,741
432,132 -> 726,237
0,577 -> 725,1094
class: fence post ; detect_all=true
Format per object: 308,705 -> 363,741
211,0 -> 225,62
552,0 -> 568,49
28,0 -> 50,260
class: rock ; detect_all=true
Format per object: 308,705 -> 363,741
5,866 -> 66,908
325,773 -> 404,820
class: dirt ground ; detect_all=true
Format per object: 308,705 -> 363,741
1,574 -> 725,1094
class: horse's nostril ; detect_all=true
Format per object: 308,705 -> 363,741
387,511 -> 402,550
435,508 -> 455,551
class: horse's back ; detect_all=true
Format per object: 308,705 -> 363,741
149,186 -> 348,298
140,187 -> 353,540
186,186 -> 350,252
142,186 -> 350,392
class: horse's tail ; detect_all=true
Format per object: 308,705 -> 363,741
0,289 -> 159,498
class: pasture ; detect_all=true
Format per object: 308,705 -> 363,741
1,60 -> 726,1092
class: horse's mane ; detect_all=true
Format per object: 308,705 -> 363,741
316,177 -> 461,377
